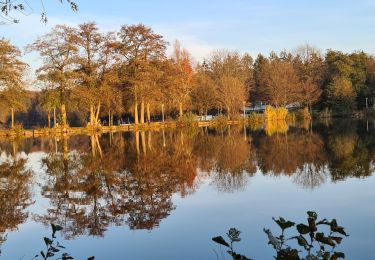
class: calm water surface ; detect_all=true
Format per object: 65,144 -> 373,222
1,120 -> 375,259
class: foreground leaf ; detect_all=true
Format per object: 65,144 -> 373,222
263,228 -> 281,250
273,217 -> 295,230
212,236 -> 230,247
227,250 -> 251,260
330,220 -> 349,237
296,224 -> 310,235
315,233 -> 335,247
330,252 -> 345,260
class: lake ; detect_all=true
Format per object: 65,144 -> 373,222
1,119 -> 375,259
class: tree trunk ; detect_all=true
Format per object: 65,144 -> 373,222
135,131 -> 140,155
95,134 -> 103,158
91,134 -> 96,157
180,131 -> 184,145
61,103 -> 67,128
108,110 -> 111,127
134,103 -> 139,125
90,105 -> 95,126
148,131 -> 152,151
11,107 -> 14,128
63,136 -> 68,161
140,100 -> 145,124
12,141 -> 18,158
60,83 -> 67,128
147,102 -> 151,123
48,110 -> 51,128
162,104 -> 165,123
179,102 -> 183,117
141,131 -> 146,154
162,129 -> 166,147
95,102 -> 101,124
53,108 -> 56,127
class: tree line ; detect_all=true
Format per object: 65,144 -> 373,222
1,22 -> 375,128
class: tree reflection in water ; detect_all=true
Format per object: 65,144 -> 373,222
1,119 -> 375,244
0,142 -> 33,248
35,130 -> 199,238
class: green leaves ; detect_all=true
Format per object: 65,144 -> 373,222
227,250 -> 251,260
212,228 -> 249,259
44,237 -> 52,246
38,223 -> 79,260
265,211 -> 348,259
307,212 -> 318,232
330,219 -> 349,237
273,217 -> 295,231
212,211 -> 347,260
212,236 -> 230,247
263,228 -> 281,251
62,252 -> 74,260
330,252 -> 345,259
51,223 -> 63,238
315,232 -> 335,247
307,211 -> 318,220
293,235 -> 311,251
227,228 -> 241,242
296,223 -> 310,235
276,248 -> 300,260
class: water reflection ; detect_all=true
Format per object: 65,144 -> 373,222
0,119 -> 375,246
0,144 -> 33,247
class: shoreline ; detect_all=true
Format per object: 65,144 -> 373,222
0,120 -> 243,139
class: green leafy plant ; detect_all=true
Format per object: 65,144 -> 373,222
212,211 -> 348,260
212,227 -> 251,260
265,211 -> 348,259
33,224 -> 94,260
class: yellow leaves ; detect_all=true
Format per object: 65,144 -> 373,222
263,106 -> 289,136
265,120 -> 289,136
265,106 -> 288,121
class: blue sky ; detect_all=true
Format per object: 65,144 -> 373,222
1,0 -> 375,62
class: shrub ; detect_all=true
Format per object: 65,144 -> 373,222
295,107 -> 311,121
11,123 -> 24,136
265,120 -> 288,136
177,112 -> 197,127
248,112 -> 264,124
265,106 -> 288,121
211,115 -> 229,129
316,107 -> 332,119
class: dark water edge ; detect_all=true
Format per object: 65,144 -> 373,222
0,119 -> 375,259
